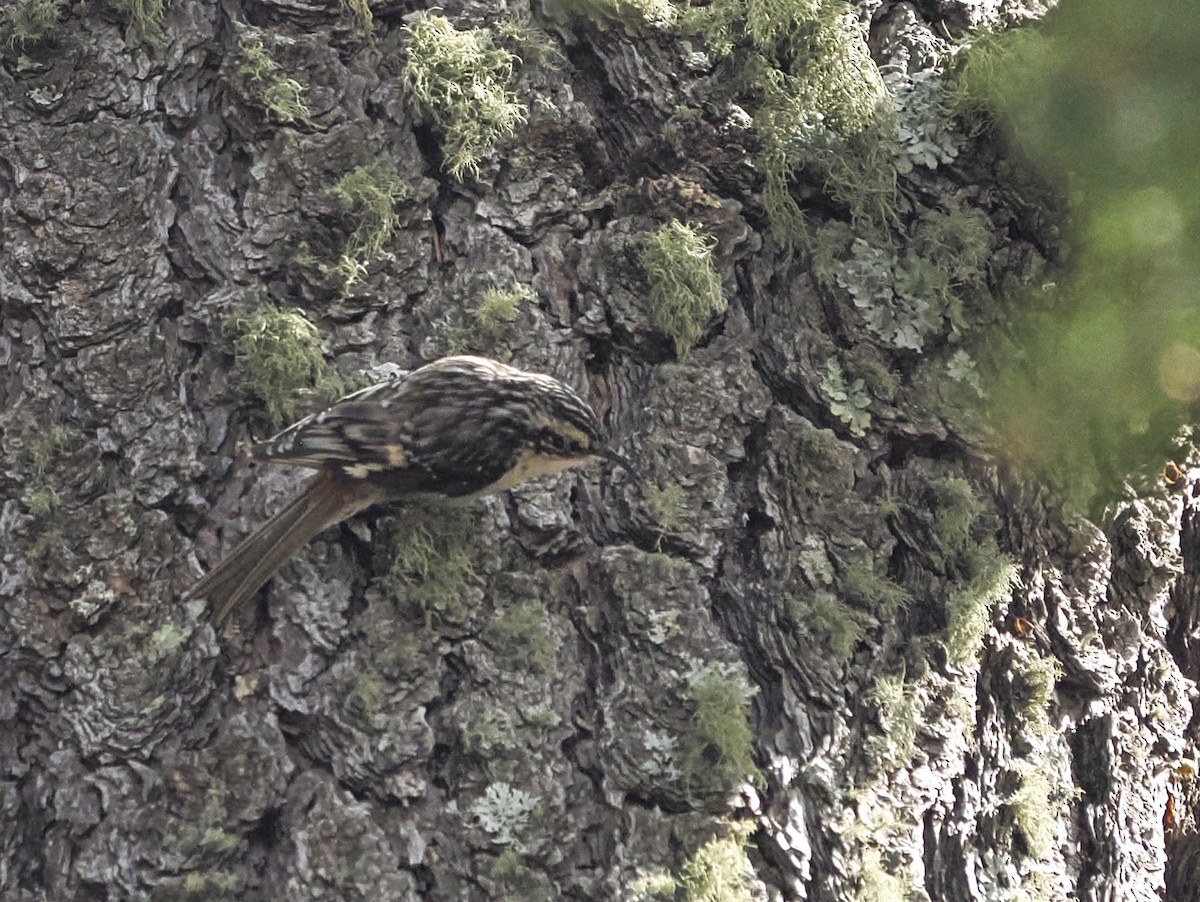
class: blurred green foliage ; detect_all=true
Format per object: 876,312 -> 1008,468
967,2 -> 1200,510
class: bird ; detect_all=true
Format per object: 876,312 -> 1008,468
186,355 -> 632,625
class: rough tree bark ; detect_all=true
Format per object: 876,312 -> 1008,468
1,1 -> 1195,900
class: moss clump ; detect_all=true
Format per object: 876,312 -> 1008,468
680,662 -> 760,790
3,0 -> 66,46
930,478 -> 1020,671
1008,764 -> 1057,859
24,486 -> 59,517
638,220 -> 726,357
864,674 -> 920,771
473,286 -> 530,338
331,162 -> 408,287
679,821 -> 755,902
342,673 -> 385,727
31,426 -> 68,476
464,708 -> 519,754
840,562 -> 909,619
402,15 -> 527,178
226,307 -> 326,425
487,601 -> 554,673
107,0 -> 166,41
687,0 -> 893,244
789,591 -> 866,663
380,507 -> 479,627
949,28 -> 1052,121
340,0 -> 372,34
1013,652 -> 1061,738
643,481 -> 687,548
630,870 -> 677,900
446,285 -> 532,354
856,846 -> 911,902
238,37 -> 312,124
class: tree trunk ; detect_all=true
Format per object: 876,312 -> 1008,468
1,1 -> 1193,900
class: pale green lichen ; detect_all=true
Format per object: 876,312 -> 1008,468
331,162 -> 408,288
864,674 -> 921,771
380,507 -> 480,627
638,221 -> 726,357
108,0 -> 166,41
445,284 -> 532,354
469,782 -> 539,845
2,0 -> 66,46
238,37 -> 312,124
402,15 -> 526,178
226,307 -> 326,425
340,0 -> 372,34
789,591 -> 866,663
680,660 -> 760,790
488,602 -> 554,673
686,0 -> 894,243
821,359 -> 871,437
679,821 -> 756,902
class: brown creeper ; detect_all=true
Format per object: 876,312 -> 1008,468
187,355 -> 631,624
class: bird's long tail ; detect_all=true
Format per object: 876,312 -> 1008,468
187,470 -> 378,625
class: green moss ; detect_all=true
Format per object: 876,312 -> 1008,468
630,870 -> 678,900
31,426 -> 68,477
464,708 -> 519,754
24,487 -> 59,517
864,675 -> 920,771
1013,652 -> 1061,738
856,847 -> 910,902
179,871 -> 240,897
474,286 -> 530,338
488,601 -> 554,673
238,38 -> 312,124
789,591 -> 866,663
679,821 -> 755,902
380,507 -> 479,627
1008,764 -> 1057,859
929,477 -> 984,556
226,307 -> 326,425
107,0 -> 167,41
945,548 -> 1019,670
446,285 -> 532,353
3,0 -> 66,46
495,20 -> 565,69
28,527 -> 63,564
686,0 -> 894,244
949,28 -> 1052,119
638,220 -> 726,357
643,482 -> 687,547
340,0 -> 372,34
840,562 -> 909,619
680,662 -> 760,790
342,672 -> 385,726
331,162 -> 408,287
402,15 -> 526,178
929,478 -> 1019,675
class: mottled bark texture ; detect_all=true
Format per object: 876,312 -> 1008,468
1,1 -> 1196,900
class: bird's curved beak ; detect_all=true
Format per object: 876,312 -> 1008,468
596,446 -> 641,486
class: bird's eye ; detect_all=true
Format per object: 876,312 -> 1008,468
539,429 -> 578,455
